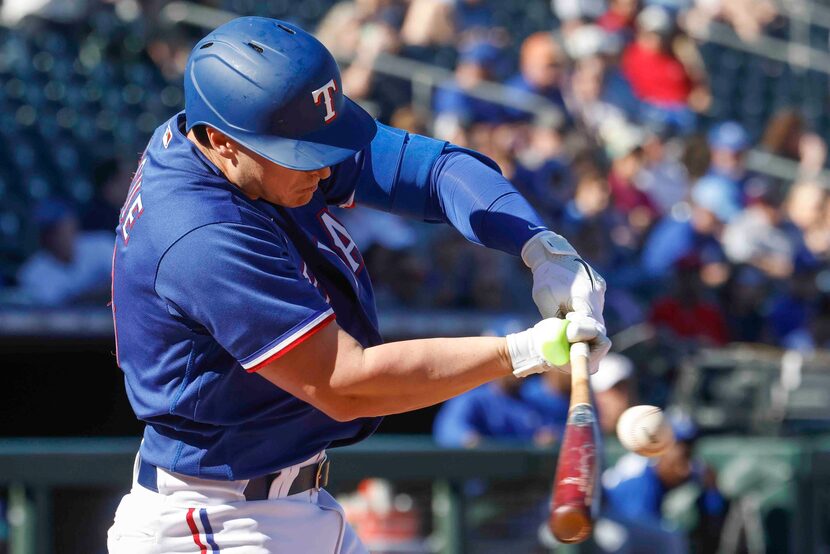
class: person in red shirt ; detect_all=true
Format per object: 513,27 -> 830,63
622,6 -> 708,134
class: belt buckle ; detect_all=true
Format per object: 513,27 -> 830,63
315,456 -> 330,489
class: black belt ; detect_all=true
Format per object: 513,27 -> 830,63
137,456 -> 330,501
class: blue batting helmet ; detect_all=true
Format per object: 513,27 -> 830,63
184,17 -> 377,170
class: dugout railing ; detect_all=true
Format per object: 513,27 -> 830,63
1,434 -> 829,554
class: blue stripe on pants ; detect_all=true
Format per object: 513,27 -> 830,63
199,508 -> 220,553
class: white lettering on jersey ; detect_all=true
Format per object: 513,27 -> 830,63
319,210 -> 361,273
121,193 -> 144,243
316,240 -> 360,289
120,155 -> 147,244
311,78 -> 338,123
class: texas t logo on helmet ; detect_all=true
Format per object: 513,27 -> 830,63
312,79 -> 338,123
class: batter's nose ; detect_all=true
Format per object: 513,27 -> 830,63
315,166 -> 332,180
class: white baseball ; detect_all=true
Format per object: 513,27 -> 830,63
616,405 -> 675,457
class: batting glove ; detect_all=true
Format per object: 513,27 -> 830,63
522,231 -> 607,326
506,313 -> 611,378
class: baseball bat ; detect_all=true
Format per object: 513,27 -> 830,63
548,341 -> 598,544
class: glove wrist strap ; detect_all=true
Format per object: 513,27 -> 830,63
521,231 -> 578,270
506,330 -> 544,378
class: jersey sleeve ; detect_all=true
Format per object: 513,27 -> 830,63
322,122 -> 548,256
155,222 -> 334,372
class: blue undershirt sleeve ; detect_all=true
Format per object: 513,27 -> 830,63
346,123 -> 548,257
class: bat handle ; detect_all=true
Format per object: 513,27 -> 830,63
569,342 -> 591,406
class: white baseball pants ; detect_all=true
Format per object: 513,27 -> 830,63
107,451 -> 369,553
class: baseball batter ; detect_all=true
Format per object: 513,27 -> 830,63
108,17 -> 610,553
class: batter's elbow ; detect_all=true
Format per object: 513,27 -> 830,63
315,393 -> 367,422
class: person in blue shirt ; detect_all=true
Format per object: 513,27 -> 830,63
519,371 -> 571,441
640,175 -> 737,281
433,377 -> 556,448
601,415 -> 726,553
503,33 -> 570,124
107,17 -> 610,553
433,40 -> 508,127
706,121 -> 755,194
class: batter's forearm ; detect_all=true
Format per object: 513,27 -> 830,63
330,336 -> 514,418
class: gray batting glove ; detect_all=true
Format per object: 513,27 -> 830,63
521,231 -> 607,326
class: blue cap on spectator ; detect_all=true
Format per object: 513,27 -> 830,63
459,41 -> 502,66
691,175 -> 742,222
33,198 -> 74,231
708,121 -> 750,151
669,412 -> 699,443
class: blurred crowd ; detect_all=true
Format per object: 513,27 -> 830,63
0,1 -> 821,552
316,0 -> 830,357
1,0 -> 828,360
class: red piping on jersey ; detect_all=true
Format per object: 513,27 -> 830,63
246,313 -> 337,373
110,242 -> 120,367
186,508 -> 207,554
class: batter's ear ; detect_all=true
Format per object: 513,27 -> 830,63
205,127 -> 238,160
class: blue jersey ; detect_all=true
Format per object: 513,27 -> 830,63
113,113 -> 392,480
113,110 -> 549,480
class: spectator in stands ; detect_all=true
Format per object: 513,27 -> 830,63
17,199 -> 114,307
786,181 -> 830,261
721,265 -> 770,343
512,112 -> 571,217
592,353 -> 636,434
766,269 -> 820,349
389,105 -> 429,136
636,127 -> 691,214
433,40 -> 507,138
641,175 -> 737,281
423,229 -> 480,308
503,32 -> 569,123
722,177 -> 814,280
705,121 -> 753,191
400,0 -> 455,46
685,0 -> 778,43
649,254 -> 730,346
603,414 -> 726,553
453,0 -> 495,33
604,122 -> 659,244
760,108 -> 828,180
519,371 -> 571,442
315,2 -> 365,59
340,15 -> 410,122
598,0 -> 640,39
433,377 -> 555,447
566,52 -> 640,138
551,0 -> 606,35
560,169 -> 633,271
81,157 -> 130,232
622,6 -> 703,134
